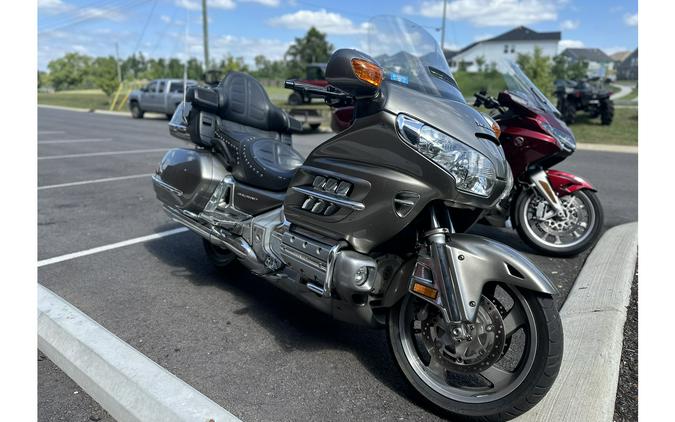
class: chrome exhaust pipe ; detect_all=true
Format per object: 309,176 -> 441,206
162,206 -> 258,262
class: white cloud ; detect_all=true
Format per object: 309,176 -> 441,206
560,19 -> 579,30
268,9 -> 370,35
559,39 -> 584,49
624,13 -> 638,27
160,15 -> 172,24
241,0 -> 281,6
78,7 -> 125,22
175,0 -> 236,11
213,35 -> 290,62
38,0 -> 69,11
473,33 -> 493,42
403,0 -> 561,27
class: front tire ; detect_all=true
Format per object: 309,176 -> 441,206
387,287 -> 563,421
561,102 -> 575,124
130,102 -> 144,119
514,189 -> 604,257
600,100 -> 614,125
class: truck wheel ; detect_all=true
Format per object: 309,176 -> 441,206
288,92 -> 303,106
130,102 -> 144,119
600,100 -> 614,125
310,123 -> 320,130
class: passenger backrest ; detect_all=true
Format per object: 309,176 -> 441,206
217,71 -> 291,133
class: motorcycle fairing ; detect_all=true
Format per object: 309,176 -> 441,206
546,169 -> 596,196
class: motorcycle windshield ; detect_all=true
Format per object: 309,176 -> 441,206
365,16 -> 465,103
498,60 -> 560,115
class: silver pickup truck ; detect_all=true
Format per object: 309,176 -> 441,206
128,79 -> 197,118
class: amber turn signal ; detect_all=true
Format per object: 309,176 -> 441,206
351,58 -> 383,87
412,282 -> 438,300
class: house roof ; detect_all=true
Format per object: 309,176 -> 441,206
610,51 -> 631,62
561,48 -> 613,63
447,26 -> 561,59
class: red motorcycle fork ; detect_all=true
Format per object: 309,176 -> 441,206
545,169 -> 596,196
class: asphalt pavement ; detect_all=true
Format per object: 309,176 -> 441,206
37,106 -> 638,421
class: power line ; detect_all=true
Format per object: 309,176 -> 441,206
39,0 -> 150,34
131,0 -> 159,54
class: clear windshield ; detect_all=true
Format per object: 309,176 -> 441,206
497,60 -> 559,115
364,16 -> 465,103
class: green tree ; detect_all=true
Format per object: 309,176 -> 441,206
551,55 -> 589,80
285,27 -> 333,78
517,47 -> 554,96
475,55 -> 486,72
90,56 -> 120,96
38,71 -> 50,89
252,54 -> 287,79
187,58 -> 204,79
47,53 -> 92,91
216,55 -> 249,74
167,58 -> 183,78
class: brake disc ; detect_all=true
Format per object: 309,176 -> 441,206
422,295 -> 506,374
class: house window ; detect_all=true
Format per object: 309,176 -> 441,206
511,45 -> 515,53
504,44 -> 508,53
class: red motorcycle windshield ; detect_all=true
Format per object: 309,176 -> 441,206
497,60 -> 560,115
364,16 -> 466,104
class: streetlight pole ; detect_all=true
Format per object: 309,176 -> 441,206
440,0 -> 447,51
202,0 -> 209,70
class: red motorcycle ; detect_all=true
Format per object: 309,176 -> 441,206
473,61 -> 603,256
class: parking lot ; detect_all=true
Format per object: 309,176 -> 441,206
37,106 -> 638,421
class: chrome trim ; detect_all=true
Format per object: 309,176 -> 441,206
292,186 -> 365,211
168,121 -> 191,141
152,174 -> 183,197
163,205 -> 257,262
321,241 -> 349,297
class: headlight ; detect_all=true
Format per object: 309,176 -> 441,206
396,114 -> 497,197
541,121 -> 575,151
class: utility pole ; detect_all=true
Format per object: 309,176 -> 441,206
115,42 -> 122,82
202,0 -> 209,70
440,0 -> 448,51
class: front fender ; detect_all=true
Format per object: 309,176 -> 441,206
546,169 -> 596,196
382,234 -> 557,322
445,234 -> 557,321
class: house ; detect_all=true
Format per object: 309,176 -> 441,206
445,26 -> 561,72
560,48 -> 614,78
610,51 -> 632,63
616,48 -> 638,80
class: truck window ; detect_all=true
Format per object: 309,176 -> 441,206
146,81 -> 158,92
306,67 -> 324,80
158,81 -> 166,93
170,82 -> 184,94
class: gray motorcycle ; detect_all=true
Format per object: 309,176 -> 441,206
153,16 -> 563,421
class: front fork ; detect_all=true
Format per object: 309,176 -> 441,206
529,169 -> 565,216
411,206 -> 474,329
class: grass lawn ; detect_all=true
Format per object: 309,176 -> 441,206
571,107 -> 638,146
38,89 -> 111,110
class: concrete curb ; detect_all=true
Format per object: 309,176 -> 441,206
515,222 -> 638,422
576,143 -> 638,154
38,284 -> 242,422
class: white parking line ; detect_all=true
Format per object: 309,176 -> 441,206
38,130 -> 66,135
39,138 -> 113,144
38,173 -> 153,190
38,227 -> 189,267
38,148 -> 167,160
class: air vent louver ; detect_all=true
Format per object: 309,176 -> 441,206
393,192 -> 420,218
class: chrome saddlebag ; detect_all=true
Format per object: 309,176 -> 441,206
152,148 -> 229,212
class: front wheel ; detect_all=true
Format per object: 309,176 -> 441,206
600,100 -> 614,125
130,102 -> 144,119
514,189 -> 604,257
387,285 -> 563,421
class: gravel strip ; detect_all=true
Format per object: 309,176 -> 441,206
613,260 -> 638,421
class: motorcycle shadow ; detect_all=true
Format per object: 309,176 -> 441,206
142,231 -> 443,414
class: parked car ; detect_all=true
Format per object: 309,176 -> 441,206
128,79 -> 197,119
555,77 -> 614,125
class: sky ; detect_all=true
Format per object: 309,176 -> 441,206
37,0 -> 638,70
